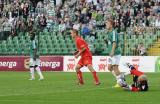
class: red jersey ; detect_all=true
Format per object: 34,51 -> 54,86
75,36 -> 92,58
130,69 -> 144,77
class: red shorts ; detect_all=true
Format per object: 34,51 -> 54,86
78,56 -> 92,66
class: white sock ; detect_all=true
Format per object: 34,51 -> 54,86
111,71 -> 119,84
35,67 -> 44,79
116,74 -> 125,80
30,67 -> 35,79
116,75 -> 120,80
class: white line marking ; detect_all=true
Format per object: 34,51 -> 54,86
0,85 -> 159,97
0,99 -> 153,103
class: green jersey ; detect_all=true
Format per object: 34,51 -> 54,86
108,29 -> 121,55
30,39 -> 39,58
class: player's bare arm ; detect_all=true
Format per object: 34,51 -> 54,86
110,42 -> 116,57
73,50 -> 79,55
75,47 -> 86,59
33,48 -> 37,61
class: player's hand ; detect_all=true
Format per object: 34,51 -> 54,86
74,51 -> 79,58
75,54 -> 79,59
110,51 -> 114,57
73,50 -> 79,55
33,57 -> 36,61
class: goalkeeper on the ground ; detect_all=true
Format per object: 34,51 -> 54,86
117,63 -> 148,92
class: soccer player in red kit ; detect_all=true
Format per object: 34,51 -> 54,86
117,63 -> 149,92
70,29 -> 100,85
125,63 -> 148,91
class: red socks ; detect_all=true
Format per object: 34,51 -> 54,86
130,69 -> 144,77
92,71 -> 100,83
77,71 -> 100,85
77,71 -> 84,84
131,87 -> 139,92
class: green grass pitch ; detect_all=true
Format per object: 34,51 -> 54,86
0,72 -> 159,104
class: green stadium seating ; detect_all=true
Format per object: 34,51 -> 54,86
0,29 -> 159,56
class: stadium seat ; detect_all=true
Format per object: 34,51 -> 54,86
89,44 -> 95,53
18,32 -> 25,36
39,42 -> 47,48
47,43 -> 53,48
43,32 -> 50,36
138,35 -> 144,40
60,43 -> 66,48
101,47 -> 109,55
61,48 -> 69,55
52,38 -> 59,44
55,48 -> 63,55
39,32 -> 43,36
41,48 -> 48,55
47,48 -> 54,54
0,48 -> 2,54
52,48 -> 57,54
131,35 -> 136,39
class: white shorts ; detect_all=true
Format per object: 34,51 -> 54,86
108,55 -> 121,65
30,58 -> 40,66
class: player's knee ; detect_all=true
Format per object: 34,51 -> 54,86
75,68 -> 79,72
108,68 -> 112,72
87,64 -> 94,71
75,65 -> 81,72
112,65 -> 118,70
108,65 -> 112,71
112,65 -> 120,73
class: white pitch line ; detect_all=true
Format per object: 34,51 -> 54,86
0,99 -> 79,103
0,87 -> 108,97
0,99 -> 153,103
0,85 -> 159,97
